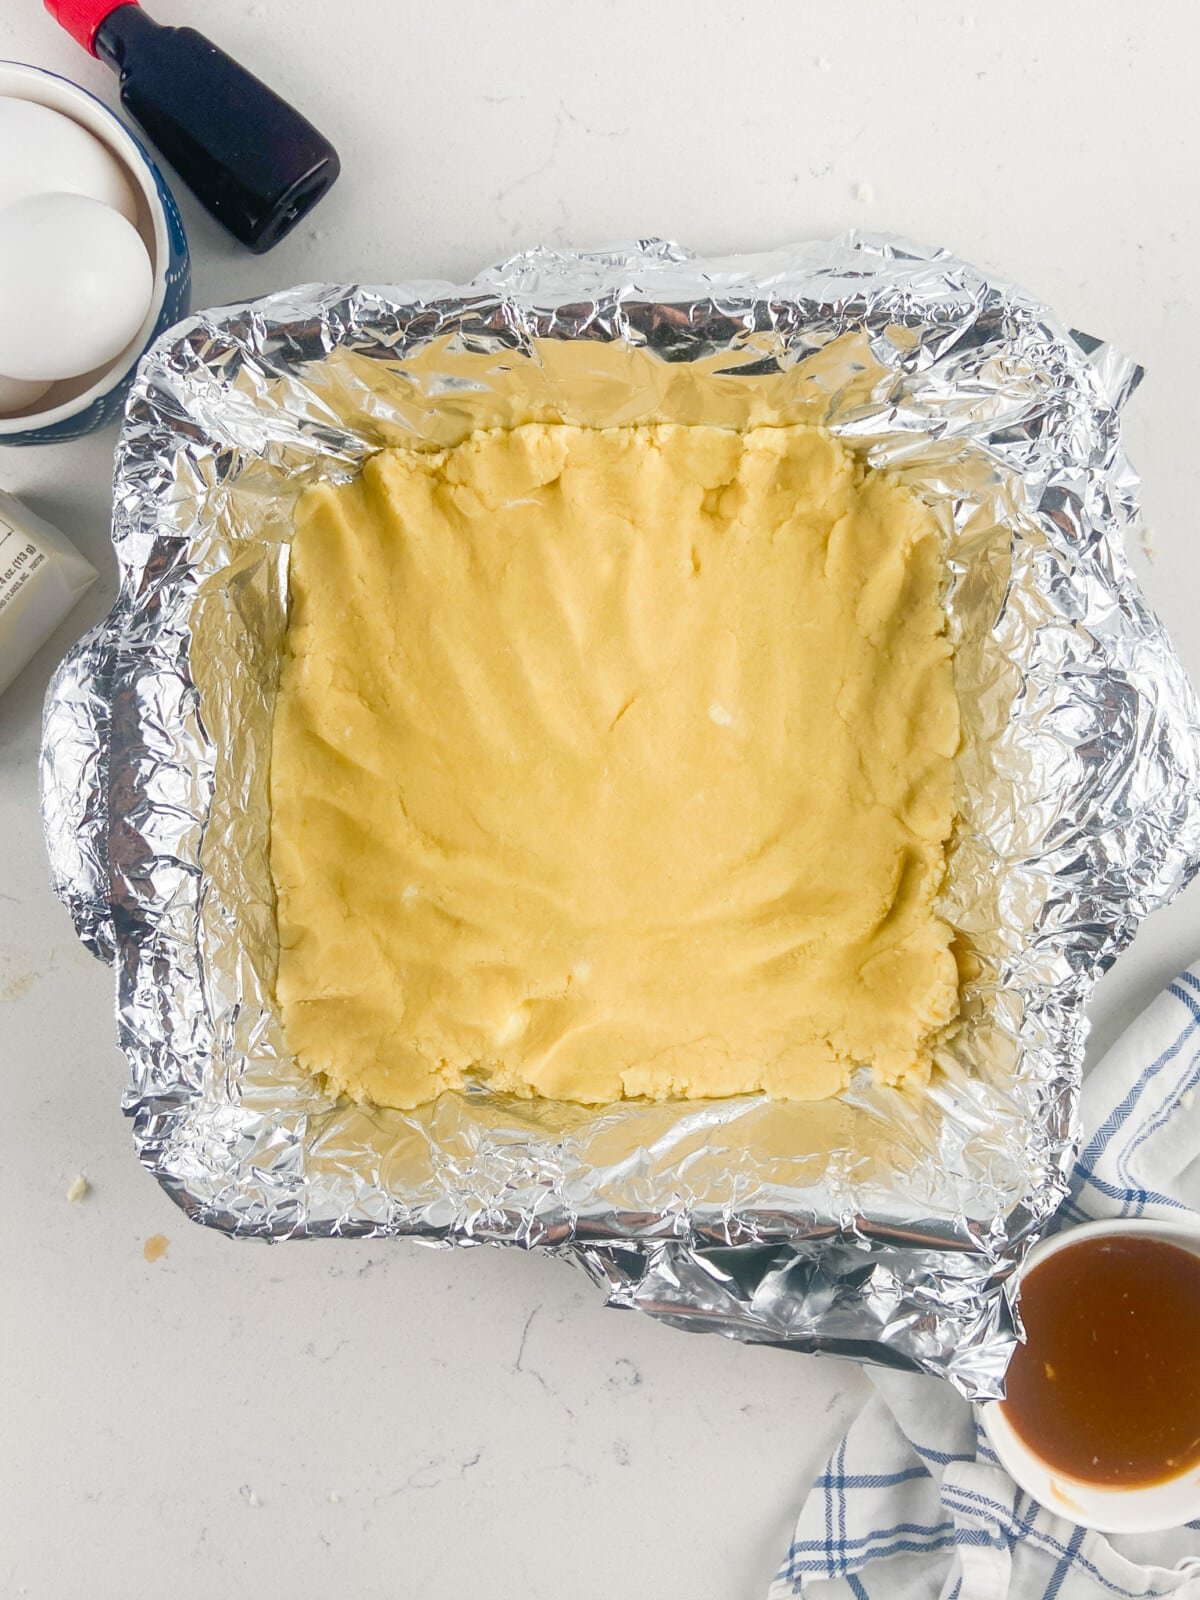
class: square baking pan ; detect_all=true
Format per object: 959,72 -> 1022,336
42,236 -> 1200,1396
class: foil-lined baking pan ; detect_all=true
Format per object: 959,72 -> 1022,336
41,236 -> 1200,1398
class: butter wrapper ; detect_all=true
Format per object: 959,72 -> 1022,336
40,237 -> 1200,1397
0,489 -> 96,696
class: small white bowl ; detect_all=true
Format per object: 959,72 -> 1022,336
979,1217 -> 1200,1533
0,60 -> 190,445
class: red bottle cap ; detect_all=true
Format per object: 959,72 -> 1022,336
44,0 -> 137,56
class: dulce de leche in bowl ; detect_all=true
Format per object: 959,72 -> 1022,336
981,1219 -> 1200,1532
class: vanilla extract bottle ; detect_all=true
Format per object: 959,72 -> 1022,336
46,0 -> 340,252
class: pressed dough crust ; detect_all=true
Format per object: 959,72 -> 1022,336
270,423 -> 959,1108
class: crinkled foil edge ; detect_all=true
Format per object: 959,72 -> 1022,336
40,235 -> 1200,1397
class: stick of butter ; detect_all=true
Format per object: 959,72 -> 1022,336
0,488 -> 98,696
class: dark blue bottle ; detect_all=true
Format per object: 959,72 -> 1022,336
46,0 -> 340,253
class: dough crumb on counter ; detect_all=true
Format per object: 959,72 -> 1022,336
270,423 -> 959,1109
65,1173 -> 89,1203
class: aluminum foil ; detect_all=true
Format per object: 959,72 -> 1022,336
40,236 -> 1200,1398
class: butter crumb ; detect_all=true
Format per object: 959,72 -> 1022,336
66,1173 -> 89,1203
854,182 -> 875,204
328,1490 -> 341,1504
493,1009 -> 528,1046
815,57 -> 832,71
708,701 -> 734,727
401,884 -> 419,904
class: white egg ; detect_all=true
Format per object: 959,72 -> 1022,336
0,371 -> 53,415
0,193 -> 154,382
0,98 -> 139,224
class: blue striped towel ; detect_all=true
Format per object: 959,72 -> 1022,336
771,966 -> 1200,1600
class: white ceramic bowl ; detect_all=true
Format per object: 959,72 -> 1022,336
979,1216 -> 1200,1533
0,60 -> 189,445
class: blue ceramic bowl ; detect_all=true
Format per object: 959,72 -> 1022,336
0,61 -> 190,446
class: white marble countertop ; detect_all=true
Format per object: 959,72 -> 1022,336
3,2 -> 1200,1595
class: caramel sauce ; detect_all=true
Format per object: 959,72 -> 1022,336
1001,1235 -> 1200,1487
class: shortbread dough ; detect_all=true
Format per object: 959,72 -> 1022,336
270,423 -> 959,1108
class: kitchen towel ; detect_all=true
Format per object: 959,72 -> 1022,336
771,964 -> 1200,1600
